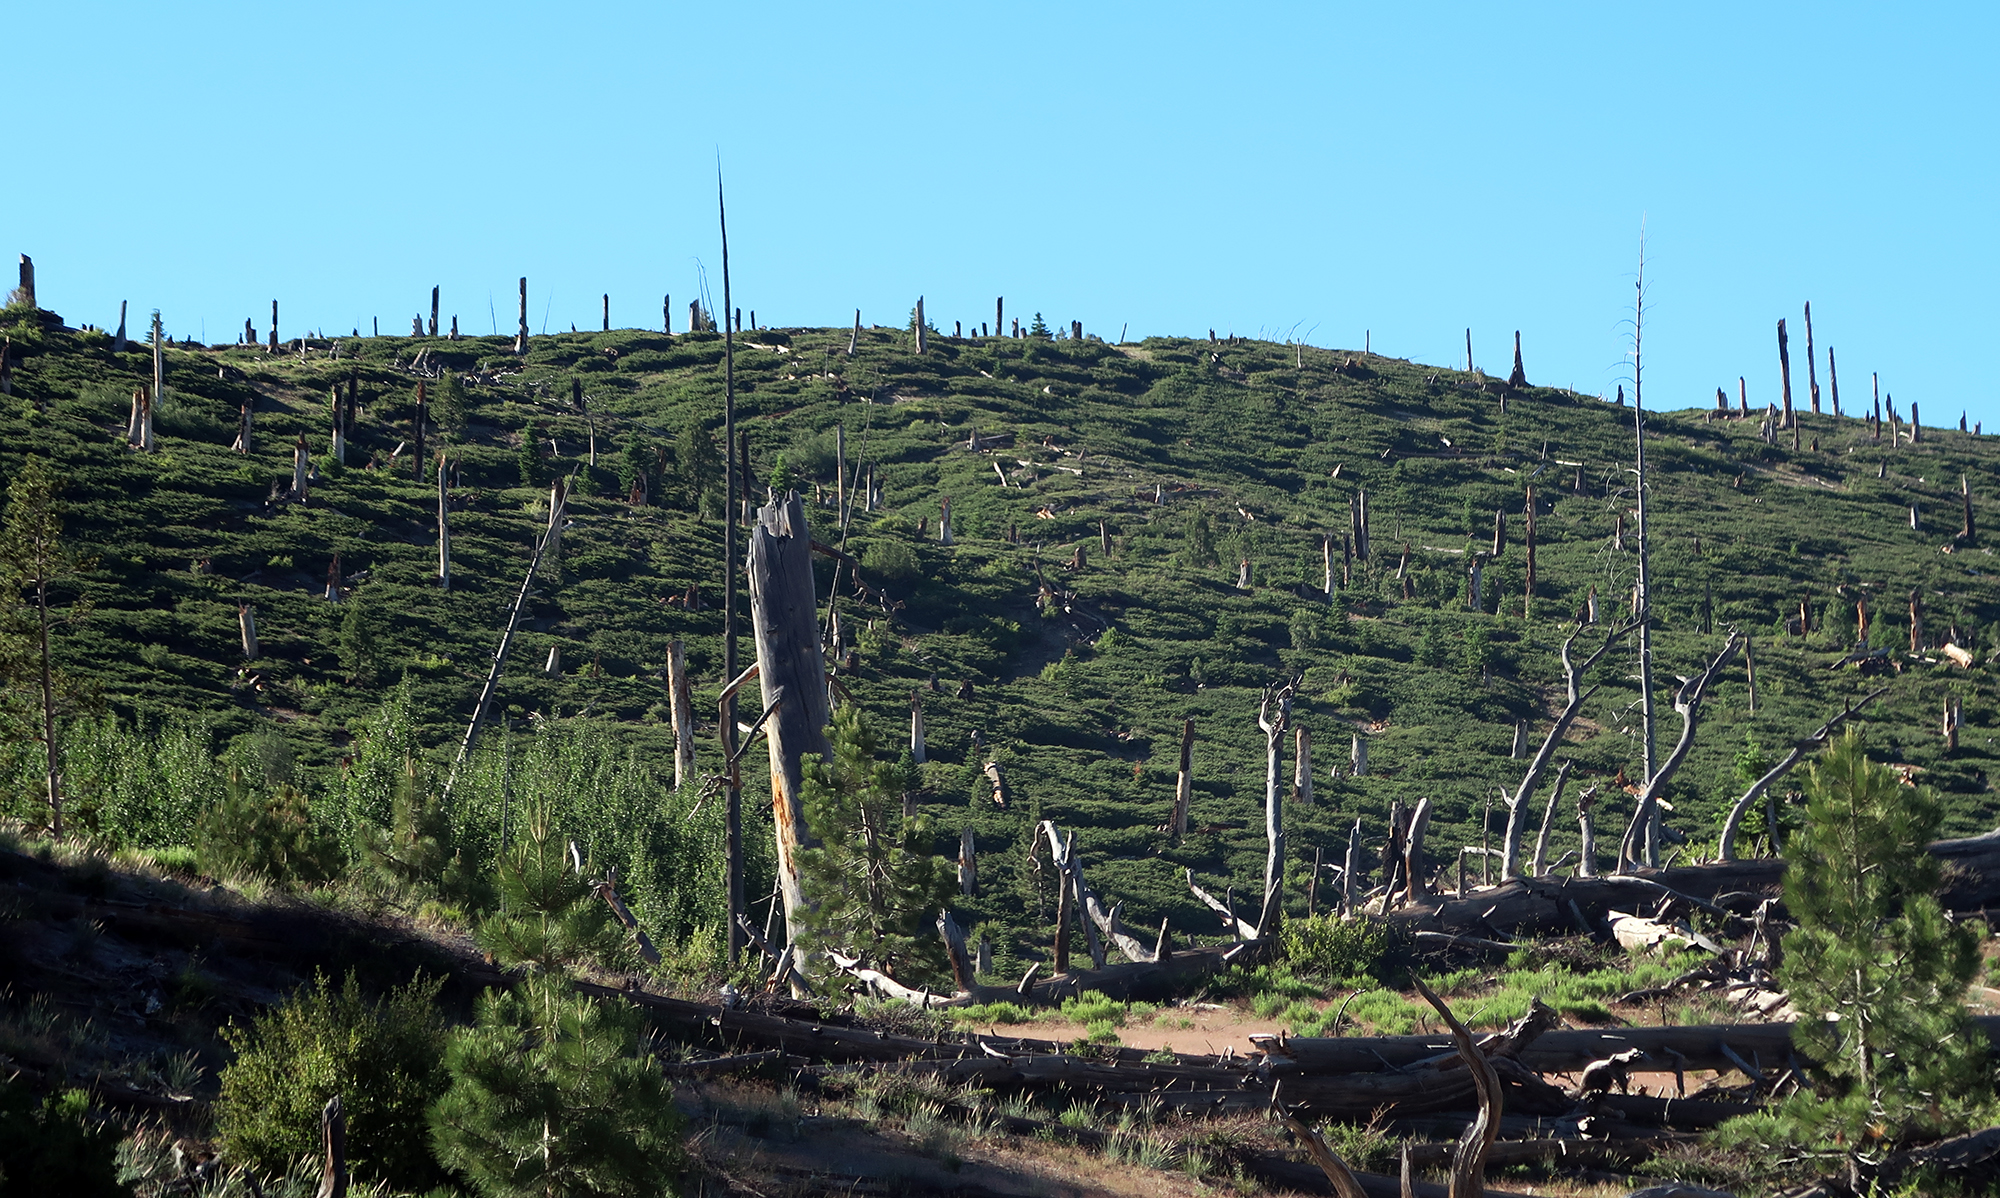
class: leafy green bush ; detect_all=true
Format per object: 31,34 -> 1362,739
215,970 -> 449,1192
428,975 -> 683,1198
195,781 -> 341,885
1282,913 -> 1401,983
475,809 -> 626,973
859,538 -> 919,584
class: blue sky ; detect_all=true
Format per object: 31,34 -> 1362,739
7,3 -> 1995,423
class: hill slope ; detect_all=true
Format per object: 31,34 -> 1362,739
1,300 -> 1996,962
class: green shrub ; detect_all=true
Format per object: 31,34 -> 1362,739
1282,913 -> 1401,983
474,806 -> 625,973
195,781 -> 341,885
0,1077 -> 125,1197
215,970 -> 449,1192
859,538 -> 919,584
428,975 -> 683,1198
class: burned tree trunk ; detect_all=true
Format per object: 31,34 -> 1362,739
1507,330 -> 1527,389
1256,682 -> 1294,935
848,309 -> 861,355
1618,632 -> 1743,872
1719,688 -> 1890,859
1293,726 -> 1313,805
1492,509 -> 1506,557
514,277 -> 529,355
269,299 -> 279,351
238,604 -> 260,660
1911,589 -> 1925,652
939,496 -> 952,545
1804,301 -> 1820,414
748,493 -> 833,943
1777,318 -> 1794,429
1576,788 -> 1598,877
430,286 -> 440,337
1171,717 -> 1195,841
113,300 -> 127,352
1829,344 -> 1842,415
231,402 -> 252,454
1343,818 -> 1362,914
1351,733 -> 1367,777
914,297 -> 927,354
1500,618 -> 1637,878
910,688 -> 926,764
668,638 -> 696,791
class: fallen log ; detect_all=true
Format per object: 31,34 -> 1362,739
1255,1020 -> 1840,1077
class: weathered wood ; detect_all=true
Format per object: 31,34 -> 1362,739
238,604 -> 260,660
269,298 -> 279,351
1343,818 -> 1362,914
1293,726 -> 1314,805
958,827 -> 977,897
1412,976 -> 1499,1198
1507,330 -> 1526,388
1257,682 -> 1294,934
1187,869 -> 1260,939
914,296 -> 927,354
748,494 -> 832,944
667,639 -> 696,790
1043,820 -> 1149,963
1529,761 -> 1572,878
1618,632 -> 1742,871
1351,733 -> 1368,777
1776,318 -> 1793,428
1499,618 -> 1636,878
1718,687 -> 1889,859
1523,484 -> 1537,617
909,688 -> 926,764
514,277 -> 528,355
1172,717 -> 1195,840
1277,1088 -> 1371,1198
317,1095 -> 347,1198
938,909 -> 974,991
1402,797 -> 1433,904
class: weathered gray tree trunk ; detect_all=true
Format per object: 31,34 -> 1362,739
1529,760 -> 1573,878
317,1095 -> 348,1198
848,309 -> 860,355
667,639 -> 696,790
910,688 -> 926,764
1171,717 -> 1194,841
1351,734 -> 1367,777
1776,318 -> 1794,428
1498,618 -> 1636,879
1618,632 -> 1743,871
959,827 -> 977,897
1804,301 -> 1821,414
1576,788 -> 1598,877
1718,687 -> 1889,859
1292,726 -> 1313,805
291,435 -> 310,502
749,493 -> 833,943
1828,344 -> 1842,415
430,286 -> 440,337
544,479 -> 566,577
232,402 -> 251,454
413,381 -> 426,480
437,454 -> 450,589
602,293 -> 609,332
939,496 -> 952,545
1508,330 -> 1527,388
1342,818 -> 1362,914
445,531 -> 553,797
1523,485 -> 1537,617
1256,682 -> 1294,935
269,299 -> 278,351
12,254 -> 33,308
238,604 -> 260,660
113,300 -> 127,352
995,297 -> 1003,343
914,297 -> 927,354
1322,535 -> 1334,598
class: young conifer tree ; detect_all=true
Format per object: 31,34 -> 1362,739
1778,730 -> 1989,1144
794,704 -> 953,981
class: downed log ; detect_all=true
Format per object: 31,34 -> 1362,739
1255,1020 -> 1832,1077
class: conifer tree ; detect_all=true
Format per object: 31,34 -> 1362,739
1779,730 -> 1990,1143
429,975 -> 683,1198
0,455 -> 95,837
795,704 -> 954,980
475,803 -> 624,973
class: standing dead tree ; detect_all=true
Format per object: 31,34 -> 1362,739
1170,717 -> 1195,841
668,638 -> 696,791
1777,317 -> 1795,430
1717,687 -> 1891,860
1041,820 -> 1154,964
444,530 -> 552,798
1256,680 -> 1297,936
1498,616 -> 1643,879
1617,630 -> 1744,872
747,492 -> 832,945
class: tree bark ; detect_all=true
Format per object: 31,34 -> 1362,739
1343,818 -> 1362,914
1618,632 -> 1743,871
748,493 -> 833,944
958,828 -> 977,897
1412,976 -> 1500,1198
668,638 -> 696,790
914,297 -> 927,354
1718,687 -> 1889,859
316,1095 -> 347,1198
1507,330 -> 1526,388
1293,726 -> 1313,805
269,299 -> 278,351
1804,301 -> 1820,414
910,688 -> 926,764
430,285 -> 440,337
1351,734 -> 1368,777
1528,761 -> 1572,878
445,530 -> 551,796
1499,618 -> 1636,879
436,454 -> 450,589
1777,318 -> 1794,429
1523,485 -> 1537,618
514,277 -> 529,355
1172,717 -> 1194,841
1257,683 -> 1294,935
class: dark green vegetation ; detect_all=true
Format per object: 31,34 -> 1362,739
2,298 -> 1998,974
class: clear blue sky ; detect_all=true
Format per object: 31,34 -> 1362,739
8,3 -> 1995,423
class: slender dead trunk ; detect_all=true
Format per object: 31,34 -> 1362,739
1171,717 -> 1194,841
1342,818 -> 1361,915
1523,484 -> 1537,618
1508,330 -> 1527,388
1529,760 -> 1573,878
113,300 -> 127,352
1576,789 -> 1598,878
1633,258 -> 1659,863
668,638 -> 696,790
959,828 -> 977,897
239,604 -> 260,660
914,297 -> 927,354
445,531 -> 552,796
910,688 -> 926,764
1618,632 -> 1743,871
1351,734 -> 1367,777
1256,683 -> 1294,936
514,277 -> 529,355
1828,344 -> 1842,416
1292,726 -> 1313,805
1777,318 -> 1794,429
291,435 -> 310,502
430,286 -> 440,337
269,299 -> 278,351
749,493 -> 833,945
1719,688 -> 1890,859
848,309 -> 860,355
413,381 -> 426,480
1804,302 -> 1820,414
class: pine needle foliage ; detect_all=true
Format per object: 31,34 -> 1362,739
1778,730 -> 1992,1144
474,801 -> 624,973
795,704 -> 954,982
427,975 -> 684,1198
0,1077 -> 125,1198
215,969 -> 449,1192
195,776 -> 342,885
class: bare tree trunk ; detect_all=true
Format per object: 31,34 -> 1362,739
1500,618 -> 1638,878
269,299 -> 278,351
291,435 -> 310,502
1403,798 -> 1433,903
836,423 -> 846,528
445,531 -> 551,796
1508,330 -> 1527,388
1618,632 -> 1743,871
1912,401 -> 1922,442
1777,318 -> 1794,429
436,453 -> 451,588
430,286 -> 440,337
1911,589 -> 1925,652
1964,474 -> 1977,543
1804,301 -> 1820,414
1351,734 -> 1367,777
317,1095 -> 348,1198
910,688 -> 926,764
749,493 -> 833,945
848,309 -> 860,355
602,293 -> 609,332
1828,344 -> 1842,415
1739,376 -> 1749,417
1342,818 -> 1361,914
914,297 -> 927,354
1492,509 -> 1506,557
514,277 -> 529,355
1718,688 -> 1889,859
1171,717 -> 1194,841
1529,761 -> 1573,878
412,381 -> 426,480
1293,726 -> 1313,805
995,297 -> 1004,342
113,300 -> 126,352
939,496 -> 952,545
668,639 -> 696,790
1632,263 -> 1659,863
1523,485 -> 1537,618
232,402 -> 251,454
1257,682 -> 1295,936
959,828 -> 977,897
1576,789 -> 1597,878
1946,696 -> 1962,751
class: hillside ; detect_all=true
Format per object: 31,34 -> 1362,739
1,293 -> 1996,965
